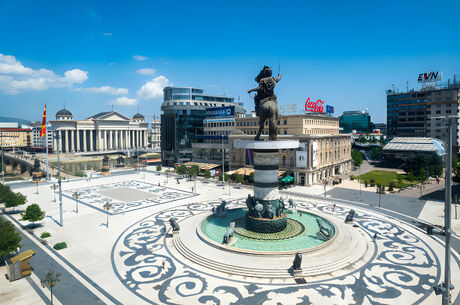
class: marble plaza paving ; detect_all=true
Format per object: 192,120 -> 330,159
2,168 -> 460,305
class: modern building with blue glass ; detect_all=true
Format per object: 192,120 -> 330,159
339,110 -> 373,134
387,79 -> 460,152
160,87 -> 243,166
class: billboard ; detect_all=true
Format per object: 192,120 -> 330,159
312,141 -> 318,168
305,98 -> 334,114
418,71 -> 442,83
296,151 -> 308,168
206,106 -> 234,118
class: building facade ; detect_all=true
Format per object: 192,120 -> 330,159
235,114 -> 340,136
387,80 -> 460,151
230,114 -> 352,185
30,121 -> 53,149
229,134 -> 352,185
50,109 -> 148,153
161,87 -> 242,166
0,126 -> 32,148
339,110 -> 373,134
150,118 -> 161,149
191,105 -> 246,165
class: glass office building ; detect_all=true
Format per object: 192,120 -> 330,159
339,110 -> 372,134
161,87 -> 241,166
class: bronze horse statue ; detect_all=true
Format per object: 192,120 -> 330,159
248,66 -> 281,141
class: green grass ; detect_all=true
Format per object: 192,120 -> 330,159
356,170 -> 422,188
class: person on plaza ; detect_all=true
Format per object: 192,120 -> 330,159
333,203 -> 336,212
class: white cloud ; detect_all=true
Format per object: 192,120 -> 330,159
136,68 -> 156,75
102,32 -> 112,36
111,96 -> 138,106
133,55 -> 147,61
77,86 -> 128,95
0,54 -> 89,95
62,69 -> 88,84
136,76 -> 170,99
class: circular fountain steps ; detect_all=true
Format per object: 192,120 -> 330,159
168,210 -> 375,282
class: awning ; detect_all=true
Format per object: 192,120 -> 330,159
181,162 -> 221,171
279,176 -> 294,183
228,167 -> 285,176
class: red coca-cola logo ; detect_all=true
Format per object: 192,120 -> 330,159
305,97 -> 324,113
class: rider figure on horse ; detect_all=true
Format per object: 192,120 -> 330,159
248,66 -> 281,141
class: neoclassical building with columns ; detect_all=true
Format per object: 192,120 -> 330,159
49,108 -> 148,153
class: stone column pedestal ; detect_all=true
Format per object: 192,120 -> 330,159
233,140 -> 299,233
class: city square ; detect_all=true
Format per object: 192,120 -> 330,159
2,167 -> 460,304
1,1 -> 460,304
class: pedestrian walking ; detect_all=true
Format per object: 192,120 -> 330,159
333,203 -> 336,212
162,258 -> 167,271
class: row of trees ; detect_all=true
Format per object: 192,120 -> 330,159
402,152 -> 443,180
355,134 -> 386,146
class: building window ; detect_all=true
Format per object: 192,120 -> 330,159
284,120 -> 287,125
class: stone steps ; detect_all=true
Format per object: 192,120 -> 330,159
172,220 -> 371,279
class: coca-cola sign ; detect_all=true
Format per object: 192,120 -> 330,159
304,98 -> 334,114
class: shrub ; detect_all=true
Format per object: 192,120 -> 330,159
53,242 -> 67,250
204,170 -> 211,179
40,232 -> 51,239
156,165 -> 162,172
350,175 -> 354,181
364,180 -> 368,187
74,170 -> 85,177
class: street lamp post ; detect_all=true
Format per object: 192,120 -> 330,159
323,180 -> 328,197
376,185 -> 384,208
1,131 -> 4,185
50,184 -> 57,202
443,117 -> 454,305
221,136 -> 225,189
55,131 -> 63,226
103,200 -> 112,228
72,192 -> 80,213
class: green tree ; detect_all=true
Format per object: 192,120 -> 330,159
419,167 -> 427,182
235,174 -> 244,184
0,217 -> 22,257
21,204 -> 45,226
204,170 -> 211,179
371,147 -> 382,160
218,173 -> 229,182
156,165 -> 162,172
176,164 -> 187,175
351,150 -> 363,167
4,192 -> 27,212
357,135 -> 366,143
248,172 -> 254,183
379,136 -> 386,146
188,164 -> 200,180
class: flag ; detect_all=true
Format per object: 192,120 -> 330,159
40,104 -> 47,137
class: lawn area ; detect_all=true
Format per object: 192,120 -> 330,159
356,170 -> 421,188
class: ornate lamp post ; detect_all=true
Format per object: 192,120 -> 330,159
41,270 -> 61,305
103,200 -> 112,228
72,191 -> 80,213
50,184 -> 58,202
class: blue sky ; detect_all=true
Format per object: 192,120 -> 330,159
0,0 -> 459,123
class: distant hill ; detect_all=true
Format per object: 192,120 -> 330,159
0,116 -> 31,126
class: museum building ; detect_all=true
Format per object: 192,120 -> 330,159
50,108 -> 148,153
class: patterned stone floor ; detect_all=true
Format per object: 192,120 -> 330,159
112,195 -> 460,304
64,180 -> 197,214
